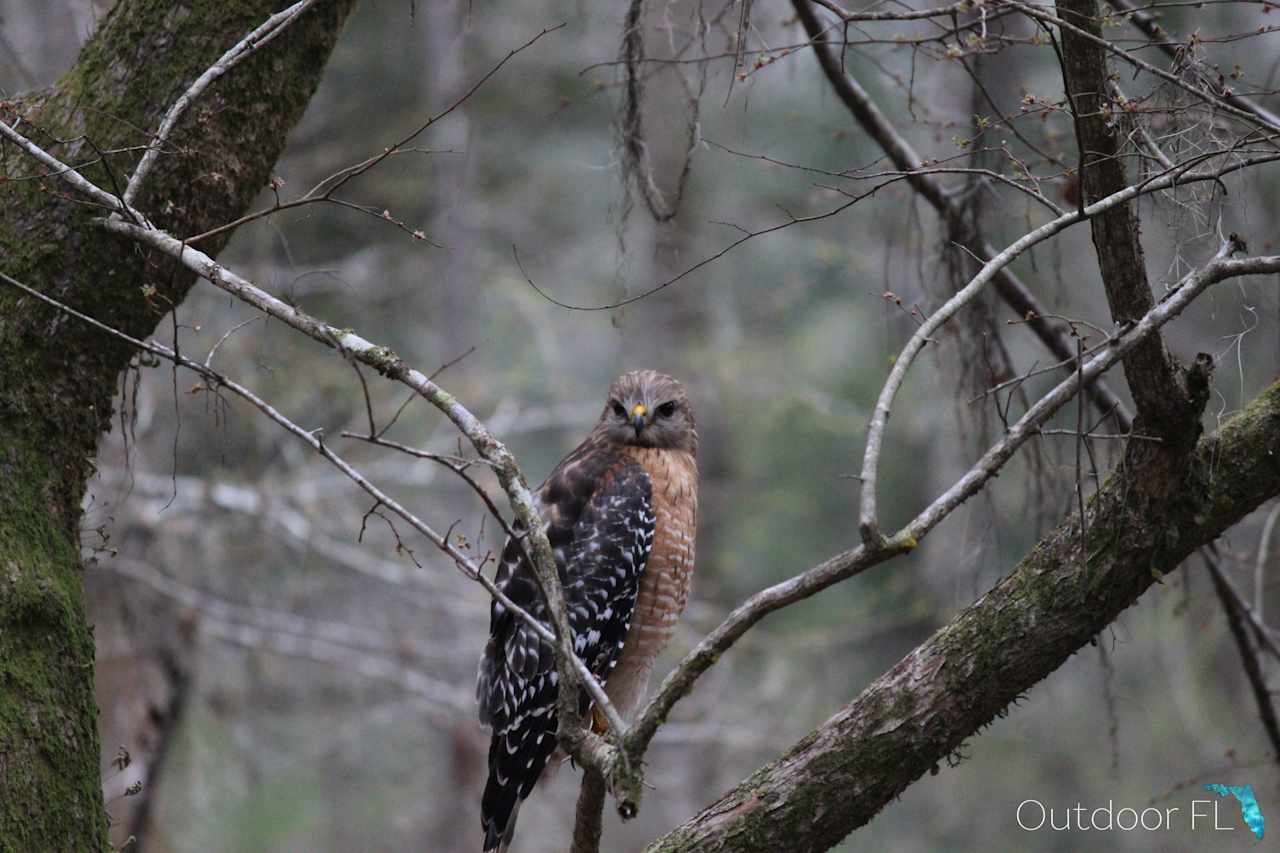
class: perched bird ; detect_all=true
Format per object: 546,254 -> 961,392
476,370 -> 698,853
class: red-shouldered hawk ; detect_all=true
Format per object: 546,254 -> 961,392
476,370 -> 698,853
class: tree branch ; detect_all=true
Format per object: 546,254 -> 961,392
853,143 -> 1276,541
1053,0 -> 1191,441
646,374 -> 1280,852
1103,0 -> 1280,131
617,242 -> 1280,823
1,20 -> 614,783
0,262 -> 621,774
1007,0 -> 1280,136
572,767 -> 609,853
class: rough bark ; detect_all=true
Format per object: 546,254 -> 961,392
0,1 -> 354,847
1054,0 -> 1191,439
646,379 -> 1280,852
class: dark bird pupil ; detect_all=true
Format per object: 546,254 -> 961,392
611,401 -> 627,418
657,401 -> 676,417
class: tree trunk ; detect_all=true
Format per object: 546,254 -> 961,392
0,1 -> 354,846
646,379 -> 1280,852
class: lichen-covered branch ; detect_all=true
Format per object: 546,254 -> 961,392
3,107 -> 622,789
95,216 -> 624,760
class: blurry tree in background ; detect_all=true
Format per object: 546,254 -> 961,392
1,1 -> 1279,852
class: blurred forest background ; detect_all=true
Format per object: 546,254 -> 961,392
3,0 -> 1279,850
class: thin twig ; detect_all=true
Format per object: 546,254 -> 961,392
182,23 -> 564,245
1104,0 -> 1280,131
204,317 -> 260,369
1007,0 -> 1280,137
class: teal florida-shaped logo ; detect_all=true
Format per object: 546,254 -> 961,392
1202,784 -> 1264,840
1016,783 -> 1264,839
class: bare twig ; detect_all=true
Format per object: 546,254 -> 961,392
1007,0 -> 1280,137
183,24 -> 564,245
811,0 -> 983,21
204,317 -> 260,369
1104,0 -> 1280,131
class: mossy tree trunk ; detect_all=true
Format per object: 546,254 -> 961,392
0,1 -> 354,847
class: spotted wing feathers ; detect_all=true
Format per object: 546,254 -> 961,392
476,452 -> 654,853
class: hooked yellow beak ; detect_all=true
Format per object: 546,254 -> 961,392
631,403 -> 647,435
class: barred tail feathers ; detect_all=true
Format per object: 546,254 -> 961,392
481,717 -> 556,853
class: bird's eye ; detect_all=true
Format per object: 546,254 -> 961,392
610,400 -> 627,418
656,401 -> 677,418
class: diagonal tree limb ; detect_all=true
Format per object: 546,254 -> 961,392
0,3 -> 357,845
1,17 -> 621,789
2,171 -> 622,780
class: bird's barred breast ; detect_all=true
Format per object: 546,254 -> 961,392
606,446 -> 698,715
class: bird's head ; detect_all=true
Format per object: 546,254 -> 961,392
596,370 -> 696,454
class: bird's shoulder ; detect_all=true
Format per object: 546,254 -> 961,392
536,435 -> 649,541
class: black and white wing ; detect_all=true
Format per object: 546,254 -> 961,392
476,451 -> 654,853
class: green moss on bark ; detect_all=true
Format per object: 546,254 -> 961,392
0,440 -> 102,851
0,0 -> 355,846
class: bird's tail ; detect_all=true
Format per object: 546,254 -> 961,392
481,793 -> 520,853
481,723 -> 556,853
